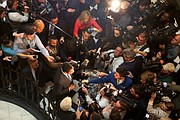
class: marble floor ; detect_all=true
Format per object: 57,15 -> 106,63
0,100 -> 37,120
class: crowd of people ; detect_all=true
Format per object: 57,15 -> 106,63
0,0 -> 180,119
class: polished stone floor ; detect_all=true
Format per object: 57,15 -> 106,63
0,100 -> 37,120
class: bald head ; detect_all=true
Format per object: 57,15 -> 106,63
33,19 -> 45,33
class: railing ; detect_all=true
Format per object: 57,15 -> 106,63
0,62 -> 56,120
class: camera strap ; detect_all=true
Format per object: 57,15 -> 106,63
21,37 -> 29,48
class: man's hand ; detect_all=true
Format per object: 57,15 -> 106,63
46,56 -> 54,62
3,56 -> 12,61
0,50 -> 2,56
82,87 -> 88,95
134,49 -> 139,53
59,37 -> 64,44
93,27 -> 100,32
111,18 -> 115,25
67,8 -> 75,13
96,48 -> 101,55
26,48 -> 34,53
76,108 -> 83,119
82,80 -> 88,84
150,92 -> 156,101
24,54 -> 36,61
13,33 -> 23,38
108,83 -> 117,91
98,72 -> 107,77
24,6 -> 29,13
126,25 -> 134,31
69,84 -> 75,91
46,46 -> 54,54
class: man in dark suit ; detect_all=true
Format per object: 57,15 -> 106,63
43,12 -> 67,42
20,59 -> 42,100
52,62 -> 76,102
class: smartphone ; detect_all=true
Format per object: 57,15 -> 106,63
79,106 -> 83,111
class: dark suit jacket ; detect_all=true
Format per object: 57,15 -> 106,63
52,66 -> 73,101
43,20 -> 67,41
57,108 -> 76,120
21,65 -> 41,82
20,64 -> 41,99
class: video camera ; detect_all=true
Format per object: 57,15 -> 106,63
144,82 -> 177,103
111,90 -> 138,111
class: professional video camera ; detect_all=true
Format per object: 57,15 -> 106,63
111,90 -> 138,111
18,0 -> 54,16
148,22 -> 178,41
123,25 -> 148,42
141,0 -> 167,20
143,61 -> 162,72
144,82 -> 177,103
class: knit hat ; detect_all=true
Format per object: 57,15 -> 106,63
60,97 -> 72,111
163,63 -> 175,72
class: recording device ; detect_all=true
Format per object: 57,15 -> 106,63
87,28 -> 95,33
148,23 -> 178,41
111,90 -> 138,111
78,106 -> 83,111
78,82 -> 89,89
143,61 -> 162,72
81,59 -> 89,67
26,44 -> 30,49
33,55 -> 38,59
144,82 -> 177,103
78,94 -> 87,109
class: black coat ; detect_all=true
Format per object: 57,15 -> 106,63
51,66 -> 73,101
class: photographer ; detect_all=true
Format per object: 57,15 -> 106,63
102,97 -> 128,120
0,6 -> 13,39
165,34 -> 180,63
133,30 -> 150,58
99,46 -> 124,72
157,63 -> 176,83
73,10 -> 102,40
81,85 -> 110,109
6,0 -> 29,31
73,27 -> 102,67
97,27 -> 123,53
109,1 -> 131,29
147,92 -> 174,119
125,71 -> 158,120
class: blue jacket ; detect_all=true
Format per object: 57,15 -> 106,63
88,72 -> 132,90
1,45 -> 17,56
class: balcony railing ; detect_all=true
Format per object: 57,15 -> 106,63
0,62 -> 56,120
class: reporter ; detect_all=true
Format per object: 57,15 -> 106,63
6,0 -> 29,30
147,93 -> 174,119
81,86 -> 110,108
73,10 -> 102,39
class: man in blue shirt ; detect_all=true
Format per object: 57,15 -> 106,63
82,66 -> 133,90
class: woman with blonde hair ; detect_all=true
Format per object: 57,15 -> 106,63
73,10 -> 102,39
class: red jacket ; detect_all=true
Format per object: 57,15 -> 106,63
73,18 -> 102,37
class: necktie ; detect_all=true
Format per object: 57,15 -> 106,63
67,74 -> 71,81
